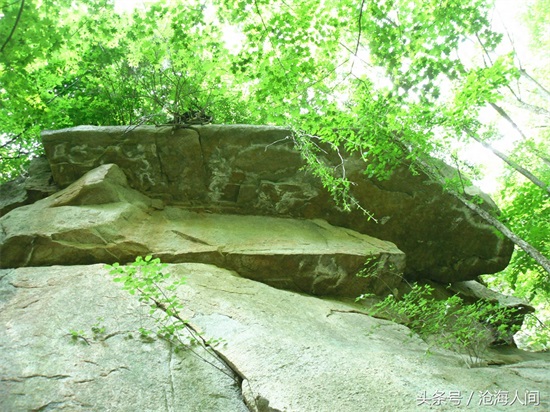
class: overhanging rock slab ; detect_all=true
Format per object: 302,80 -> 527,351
41,125 -> 514,282
0,164 -> 404,297
151,210 -> 405,296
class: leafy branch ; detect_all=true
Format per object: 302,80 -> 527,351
105,256 -> 240,383
360,283 -> 522,367
291,129 -> 377,221
0,0 -> 25,53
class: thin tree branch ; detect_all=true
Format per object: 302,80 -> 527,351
490,100 -> 548,171
475,34 -> 530,106
340,42 -> 371,67
520,69 -> 550,101
465,128 -> 550,195
355,1 -> 365,56
474,46 -> 550,161
0,132 -> 23,149
253,0 -> 287,73
0,0 -> 25,53
349,0 -> 366,75
513,99 -> 550,118
489,102 -> 528,140
475,33 -> 494,67
477,35 -> 550,117
478,22 -> 550,116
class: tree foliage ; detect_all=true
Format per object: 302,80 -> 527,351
1,0 -> 548,347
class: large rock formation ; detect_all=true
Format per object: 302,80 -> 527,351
0,163 -> 405,297
41,125 -> 513,282
0,124 -> 545,412
1,264 -> 548,411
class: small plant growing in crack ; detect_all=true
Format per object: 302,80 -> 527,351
67,317 -> 108,345
68,329 -> 90,345
105,256 -> 236,381
91,317 -> 107,340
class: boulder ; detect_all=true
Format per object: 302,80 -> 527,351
0,163 -> 405,297
450,280 -> 535,313
450,280 -> 535,346
0,156 -> 57,217
0,177 -> 26,217
41,125 -> 513,282
1,263 -> 549,411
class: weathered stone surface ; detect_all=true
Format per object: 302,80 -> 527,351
42,125 -> 207,203
41,125 -> 513,282
2,264 -> 549,411
0,157 -> 57,217
0,177 -> 26,216
335,158 -> 513,282
0,265 -> 247,412
0,164 -> 404,297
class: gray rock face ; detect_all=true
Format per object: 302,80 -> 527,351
0,163 -> 404,297
0,157 -> 57,217
41,125 -> 513,282
0,265 -> 248,412
2,264 -> 549,411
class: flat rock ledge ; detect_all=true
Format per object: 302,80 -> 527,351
0,164 -> 404,297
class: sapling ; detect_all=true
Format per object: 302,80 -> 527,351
105,256 -> 235,380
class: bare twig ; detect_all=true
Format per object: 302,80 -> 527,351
0,132 -> 23,149
489,102 -> 528,140
349,0 -> 366,74
253,0 -> 287,73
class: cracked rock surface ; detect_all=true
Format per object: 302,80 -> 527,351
1,264 -> 549,411
0,265 -> 247,412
